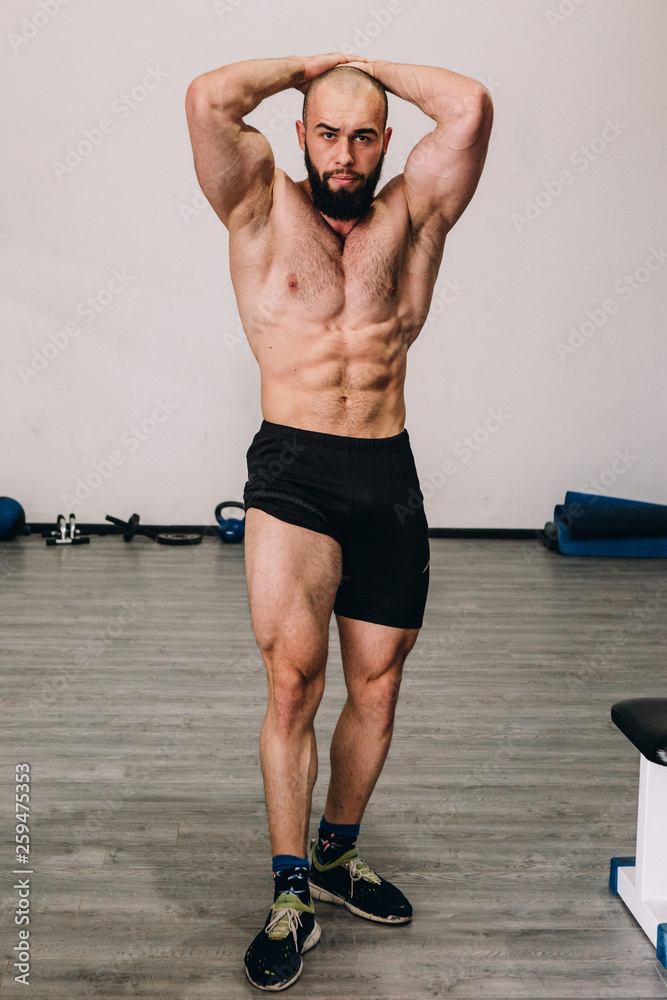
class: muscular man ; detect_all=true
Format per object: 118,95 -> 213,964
185,52 -> 492,991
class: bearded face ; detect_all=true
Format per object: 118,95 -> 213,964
304,143 -> 386,222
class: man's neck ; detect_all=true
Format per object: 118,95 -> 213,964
320,213 -> 360,238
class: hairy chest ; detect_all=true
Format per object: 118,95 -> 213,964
229,183 -> 429,338
286,224 -> 400,302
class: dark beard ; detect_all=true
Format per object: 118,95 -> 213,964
304,143 -> 385,222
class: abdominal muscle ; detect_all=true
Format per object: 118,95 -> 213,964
248,314 -> 410,439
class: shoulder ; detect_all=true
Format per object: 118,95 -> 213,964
229,168 -> 306,260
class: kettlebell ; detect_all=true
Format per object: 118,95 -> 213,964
215,501 -> 246,543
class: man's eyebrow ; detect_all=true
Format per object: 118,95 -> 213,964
314,123 -> 380,136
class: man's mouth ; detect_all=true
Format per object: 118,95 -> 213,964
330,174 -> 360,185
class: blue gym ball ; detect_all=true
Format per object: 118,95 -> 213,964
0,497 -> 27,540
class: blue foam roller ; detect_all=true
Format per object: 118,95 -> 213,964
554,492 -> 667,557
657,923 -> 667,969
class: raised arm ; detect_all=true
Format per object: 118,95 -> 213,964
185,54 -> 356,231
350,59 -> 493,237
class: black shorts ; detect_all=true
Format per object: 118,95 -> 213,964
242,420 -> 430,629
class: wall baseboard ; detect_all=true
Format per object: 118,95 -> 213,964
26,523 -> 539,540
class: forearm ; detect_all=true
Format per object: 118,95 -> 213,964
371,60 -> 488,123
190,57 -> 305,118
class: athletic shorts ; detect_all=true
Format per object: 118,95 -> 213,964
242,420 -> 430,629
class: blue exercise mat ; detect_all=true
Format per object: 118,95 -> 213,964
553,492 -> 667,557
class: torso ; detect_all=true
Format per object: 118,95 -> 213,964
229,169 -> 446,437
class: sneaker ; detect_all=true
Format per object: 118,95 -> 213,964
244,893 -> 321,991
308,839 -> 412,924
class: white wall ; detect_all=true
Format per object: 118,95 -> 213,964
2,0 -> 666,528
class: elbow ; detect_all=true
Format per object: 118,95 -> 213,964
185,77 -> 211,120
462,84 -> 493,122
453,87 -> 493,148
477,85 -> 494,122
185,70 -> 233,119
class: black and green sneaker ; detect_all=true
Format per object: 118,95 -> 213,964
308,839 -> 412,924
244,893 -> 321,991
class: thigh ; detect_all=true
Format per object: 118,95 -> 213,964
336,614 -> 420,698
244,508 -> 343,666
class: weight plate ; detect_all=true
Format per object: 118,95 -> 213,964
156,532 -> 203,546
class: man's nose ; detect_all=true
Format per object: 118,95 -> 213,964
335,139 -> 355,166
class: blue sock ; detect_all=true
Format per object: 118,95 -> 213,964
316,815 -> 360,866
272,854 -> 310,903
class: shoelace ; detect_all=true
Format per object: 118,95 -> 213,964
266,903 -> 304,948
346,857 -> 381,898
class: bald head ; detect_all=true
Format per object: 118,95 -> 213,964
302,65 -> 388,131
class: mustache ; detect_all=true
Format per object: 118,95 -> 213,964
325,170 -> 363,180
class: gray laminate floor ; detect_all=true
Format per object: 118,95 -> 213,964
1,534 -> 666,999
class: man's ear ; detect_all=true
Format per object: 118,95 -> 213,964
296,120 -> 306,151
383,126 -> 393,153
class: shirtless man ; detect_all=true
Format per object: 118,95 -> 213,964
185,52 -> 492,991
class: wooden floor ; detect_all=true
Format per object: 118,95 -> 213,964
1,534 -> 667,999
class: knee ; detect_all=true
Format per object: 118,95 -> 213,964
255,621 -> 327,675
348,666 -> 404,730
268,666 -> 325,732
